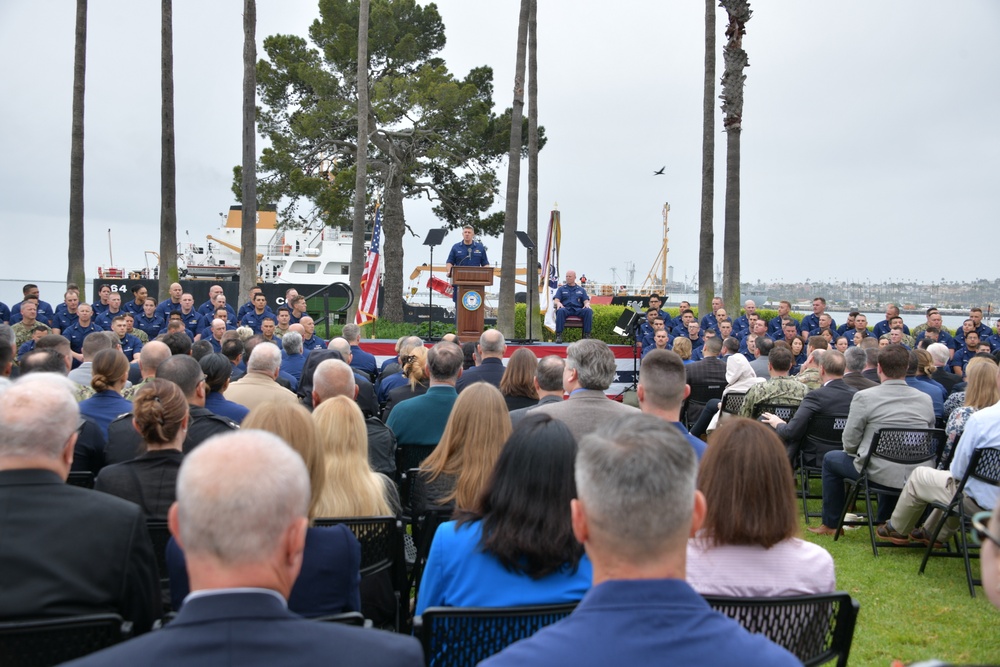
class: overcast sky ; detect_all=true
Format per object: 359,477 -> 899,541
1,0 -> 998,299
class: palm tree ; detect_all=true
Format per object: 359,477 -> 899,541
698,0 -> 715,316
239,0 -> 257,305
719,0 -> 751,316
159,0 -> 178,301
526,0 -> 538,340
67,0 -> 87,289
497,0 -> 530,337
349,0 -> 371,324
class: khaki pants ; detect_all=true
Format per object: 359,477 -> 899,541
890,467 -> 984,540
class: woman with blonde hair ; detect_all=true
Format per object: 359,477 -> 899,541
412,383 -> 512,516
79,347 -> 132,438
381,345 -> 429,421
672,336 -> 692,362
499,347 -> 539,411
168,401 -> 362,617
313,396 -> 398,518
941,356 -> 999,466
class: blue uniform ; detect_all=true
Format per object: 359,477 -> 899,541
768,314 -> 796,336
973,323 -> 993,340
303,335 -> 327,353
0,301 -> 9,323
54,309 -> 79,332
553,284 -> 592,334
63,321 -> 103,354
699,312 -> 718,332
732,314 -> 751,337
239,308 -> 275,334
446,239 -> 489,270
91,300 -> 109,316
873,319 -> 910,338
800,313 -> 836,332
10,300 -> 55,327
95,309 -> 127,330
952,347 -> 979,377
198,301 -> 237,324
123,300 -> 146,317
914,329 -> 958,351
134,313 -> 165,340
985,333 -> 1000,352
16,340 -> 36,360
154,299 -> 182,321
117,334 -> 144,362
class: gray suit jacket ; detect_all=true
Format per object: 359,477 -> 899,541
510,394 -> 563,427
842,379 -> 935,488
531,389 -> 638,441
749,355 -> 770,378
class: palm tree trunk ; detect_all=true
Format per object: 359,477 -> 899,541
68,0 -> 87,290
239,0 -> 257,305
720,0 -> 751,316
698,0 -> 715,316
159,0 -> 178,300
349,0 -> 371,324
380,171 -> 405,322
526,0 -> 538,341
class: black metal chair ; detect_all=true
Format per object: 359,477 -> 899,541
66,471 -> 95,489
751,401 -> 800,422
719,391 -> 747,418
414,603 -> 578,667
798,415 -> 848,524
833,428 -> 946,556
918,446 -> 1000,596
395,443 -> 437,486
146,519 -> 172,610
313,516 -> 408,633
410,508 -> 452,604
0,613 -> 130,667
703,592 -> 859,667
683,382 -> 725,429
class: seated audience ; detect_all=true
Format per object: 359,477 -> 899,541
942,357 -> 999,466
200,353 -> 250,424
416,414 -> 592,613
380,345 -> 429,422
690,352 -> 765,438
499,347 -> 539,411
686,419 -> 835,596
78,347 -> 133,438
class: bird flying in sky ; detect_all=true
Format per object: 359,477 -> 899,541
653,166 -> 665,175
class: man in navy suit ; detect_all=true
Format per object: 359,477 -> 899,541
481,416 -> 799,667
456,329 -> 506,392
761,350 -> 859,466
66,430 -> 423,667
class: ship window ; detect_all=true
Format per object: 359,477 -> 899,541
289,261 -> 319,274
323,263 -> 348,275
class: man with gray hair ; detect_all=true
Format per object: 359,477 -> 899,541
279,332 -> 306,385
927,341 -> 962,394
510,355 -> 565,426
843,345 -> 878,391
226,341 -> 300,412
456,328 -> 506,392
482,415 -> 799,666
65,431 -> 422,666
387,341 -> 464,446
533,339 -> 637,441
341,322 -> 378,381
327,337 -> 380,417
0,374 -> 160,633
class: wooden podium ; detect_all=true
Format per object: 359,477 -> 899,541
452,266 -> 494,343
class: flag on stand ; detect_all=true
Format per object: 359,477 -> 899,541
355,203 -> 382,326
539,209 -> 561,332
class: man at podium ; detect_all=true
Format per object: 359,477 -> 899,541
445,225 -> 489,277
553,270 -> 592,344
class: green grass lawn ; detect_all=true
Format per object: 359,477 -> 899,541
799,493 -> 997,665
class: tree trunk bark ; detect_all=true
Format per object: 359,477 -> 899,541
239,0 -> 257,305
723,126 -> 741,315
380,172 -> 405,322
68,0 -> 87,290
498,0 -> 530,338
159,0 -> 178,300
698,0 -> 715,316
526,0 -> 538,341
349,0 -> 371,324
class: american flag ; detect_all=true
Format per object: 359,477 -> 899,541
355,204 -> 382,326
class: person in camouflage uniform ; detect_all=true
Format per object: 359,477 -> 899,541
795,337 -> 830,391
11,301 -> 51,348
740,346 -> 810,419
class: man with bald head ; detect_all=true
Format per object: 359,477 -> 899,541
0,374 -> 160,633
298,316 -> 326,352
327,337 -> 380,417
456,328 -> 507,392
64,431 -> 422,667
123,340 -> 172,399
732,299 -> 757,337
553,270 -> 592,344
155,282 -> 184,320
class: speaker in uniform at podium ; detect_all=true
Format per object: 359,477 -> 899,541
445,226 -> 492,343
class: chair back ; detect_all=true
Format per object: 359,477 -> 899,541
684,383 -> 726,428
145,519 -> 172,593
0,613 -> 129,667
396,444 -> 437,484
703,593 -> 859,667
867,428 -> 945,469
805,415 -> 848,450
415,603 -> 578,667
969,446 -> 1000,488
752,401 -> 800,422
66,471 -> 94,489
720,391 -> 746,415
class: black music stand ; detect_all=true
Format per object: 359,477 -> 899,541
423,228 -> 448,341
515,231 -> 537,344
614,308 -> 642,396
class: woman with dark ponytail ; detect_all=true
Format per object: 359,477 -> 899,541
94,378 -> 188,519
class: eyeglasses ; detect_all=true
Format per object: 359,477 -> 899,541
971,511 -> 1000,548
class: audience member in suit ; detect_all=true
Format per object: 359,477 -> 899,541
166,404 -> 362,620
928,342 -> 963,394
749,336 -> 773,378
226,342 -> 300,412
95,379 -> 186,519
324,339 -> 380,417
861,340 -> 882,384
387,342 -> 464,446
761,350 -> 858,466
500,347 -> 539,411
0,374 -> 161,633
106,355 -> 238,463
456,329 -> 507,392
312,359 -> 397,477
533,339 -> 638,442
342,323 -> 378,382
481,415 -> 800,667
68,430 -> 421,667
637,350 -> 707,460
683,337 -> 728,425
510,355 -> 566,427
842,346 -> 878,391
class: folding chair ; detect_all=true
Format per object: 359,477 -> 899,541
66,471 -> 95,489
395,443 -> 437,486
799,415 -> 848,524
145,519 -> 172,610
704,592 -> 859,667
0,613 -> 130,667
313,516 -> 408,632
410,508 -> 453,606
719,391 -> 747,418
414,603 -> 577,667
833,428 -> 945,556
684,382 -> 725,429
918,446 -> 1000,596
751,401 -> 799,422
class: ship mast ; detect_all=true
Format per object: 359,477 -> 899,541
640,203 -> 670,294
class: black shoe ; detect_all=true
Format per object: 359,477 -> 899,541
555,335 -> 563,344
